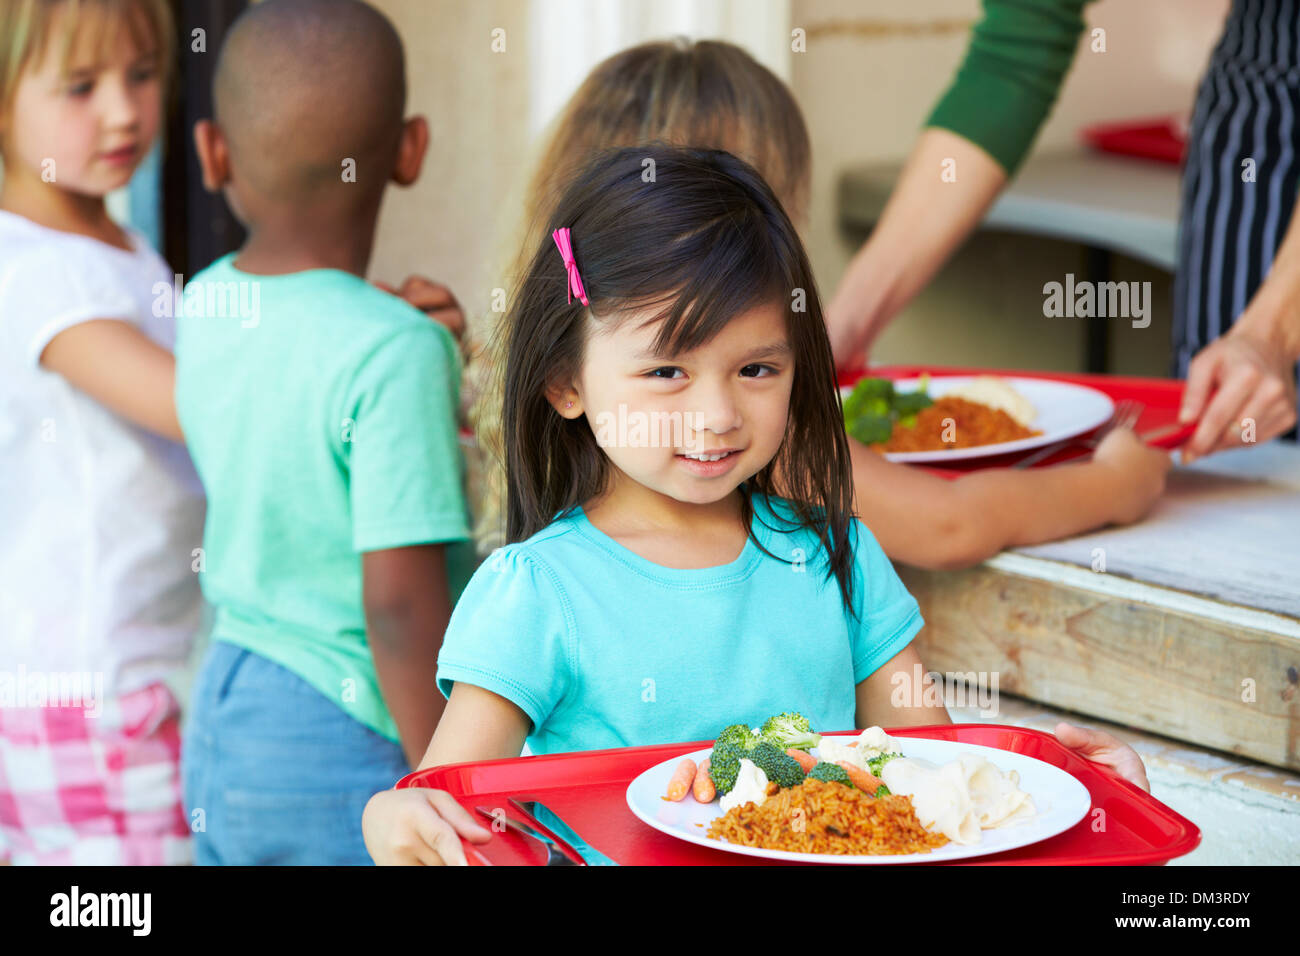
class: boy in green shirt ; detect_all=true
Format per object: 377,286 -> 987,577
177,0 -> 474,864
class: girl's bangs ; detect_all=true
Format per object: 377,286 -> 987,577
34,0 -> 168,80
616,217 -> 795,360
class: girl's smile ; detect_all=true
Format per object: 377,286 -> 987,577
97,142 -> 140,167
675,447 -> 745,477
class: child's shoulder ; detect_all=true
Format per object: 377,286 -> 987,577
749,491 -> 881,564
197,256 -> 441,323
462,512 -> 587,608
480,509 -> 586,571
0,212 -> 169,355
0,210 -> 138,286
184,256 -> 457,363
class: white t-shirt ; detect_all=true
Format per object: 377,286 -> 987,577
0,210 -> 206,700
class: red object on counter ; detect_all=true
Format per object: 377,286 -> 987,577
397,724 -> 1201,866
1080,117 -> 1187,165
839,365 -> 1196,479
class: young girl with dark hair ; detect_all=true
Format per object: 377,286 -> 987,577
362,145 -> 1148,865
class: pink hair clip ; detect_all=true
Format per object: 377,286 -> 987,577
552,227 -> 589,307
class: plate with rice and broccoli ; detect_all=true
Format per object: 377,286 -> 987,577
625,712 -> 1092,864
841,374 -> 1115,463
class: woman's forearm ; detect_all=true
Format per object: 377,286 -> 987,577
826,129 -> 1008,366
1236,191 -> 1300,360
828,0 -> 1089,368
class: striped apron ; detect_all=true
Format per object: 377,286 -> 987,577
1174,0 -> 1300,437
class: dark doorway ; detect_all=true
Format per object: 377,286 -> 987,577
161,0 -> 248,276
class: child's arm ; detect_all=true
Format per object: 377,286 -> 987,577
39,319 -> 183,441
857,647 -> 1152,792
855,642 -> 954,729
362,682 -> 528,865
363,544 -> 458,769
847,427 -> 1170,570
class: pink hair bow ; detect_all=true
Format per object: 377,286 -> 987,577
552,227 -> 589,307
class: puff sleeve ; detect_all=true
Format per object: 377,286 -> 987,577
435,544 -> 577,733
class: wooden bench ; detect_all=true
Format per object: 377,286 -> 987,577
902,440 -> 1300,773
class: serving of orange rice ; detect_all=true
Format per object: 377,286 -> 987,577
705,778 -> 949,856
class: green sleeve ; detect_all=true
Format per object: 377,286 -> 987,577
924,0 -> 1091,176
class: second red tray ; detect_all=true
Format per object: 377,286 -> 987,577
839,365 -> 1196,478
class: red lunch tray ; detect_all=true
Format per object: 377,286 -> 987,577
840,364 -> 1197,479
397,724 -> 1201,866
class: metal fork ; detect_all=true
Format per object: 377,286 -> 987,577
1011,399 -> 1144,469
473,806 -> 578,866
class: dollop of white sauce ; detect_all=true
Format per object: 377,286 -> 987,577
854,725 -> 903,760
815,736 -> 862,770
814,726 -> 903,771
720,759 -> 769,813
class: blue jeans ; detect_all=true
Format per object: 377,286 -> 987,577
181,641 -> 410,865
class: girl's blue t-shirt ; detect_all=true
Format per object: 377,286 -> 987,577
436,493 -> 923,754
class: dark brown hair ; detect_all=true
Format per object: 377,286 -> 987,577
503,144 -> 858,615
470,39 -> 811,555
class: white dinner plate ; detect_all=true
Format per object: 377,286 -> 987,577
841,376 -> 1114,463
625,734 -> 1092,864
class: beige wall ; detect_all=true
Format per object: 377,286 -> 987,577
367,0 -> 533,345
367,0 -> 789,350
368,0 -> 1229,375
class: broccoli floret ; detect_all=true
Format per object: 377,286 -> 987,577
744,741 -> 806,789
843,377 -> 894,422
806,761 -> 854,787
847,413 -> 894,446
758,712 -> 821,752
892,390 -> 933,417
714,723 -> 759,751
843,376 -> 935,445
708,742 -> 746,795
843,378 -> 896,445
867,751 -> 903,778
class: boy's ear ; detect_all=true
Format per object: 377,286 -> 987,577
392,115 -> 428,187
192,119 -> 229,192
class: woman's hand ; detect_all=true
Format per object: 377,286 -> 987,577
1179,320 -> 1298,463
374,274 -> 467,343
362,786 -> 492,865
1180,200 -> 1300,463
1054,722 -> 1150,793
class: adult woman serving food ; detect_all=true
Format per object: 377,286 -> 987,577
827,0 -> 1300,463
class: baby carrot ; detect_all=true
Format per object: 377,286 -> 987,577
786,748 -> 818,773
693,758 -> 716,802
835,760 -> 885,794
665,757 -> 697,801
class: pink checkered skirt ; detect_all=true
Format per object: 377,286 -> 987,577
0,682 -> 192,865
